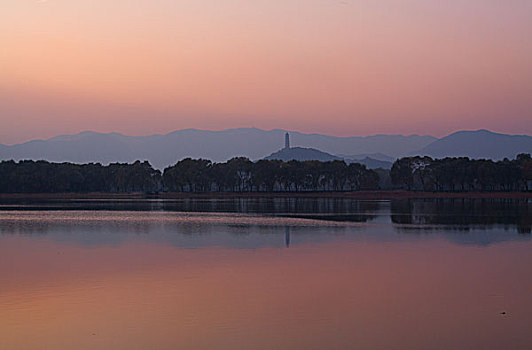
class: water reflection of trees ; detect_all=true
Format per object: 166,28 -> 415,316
391,198 -> 532,233
168,198 -> 381,223
159,197 -> 382,215
0,198 -> 381,222
0,214 -> 354,249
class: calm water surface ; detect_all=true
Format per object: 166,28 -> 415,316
1,198 -> 531,349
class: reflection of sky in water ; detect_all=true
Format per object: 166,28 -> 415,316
0,211 -> 365,249
1,199 -> 532,350
0,204 -> 530,248
0,198 -> 388,215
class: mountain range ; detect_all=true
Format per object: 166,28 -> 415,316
265,147 -> 343,162
415,130 -> 532,159
264,147 -> 394,169
0,128 -> 530,169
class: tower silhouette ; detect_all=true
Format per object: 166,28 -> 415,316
285,132 -> 290,149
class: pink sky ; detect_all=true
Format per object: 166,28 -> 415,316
1,0 -> 531,144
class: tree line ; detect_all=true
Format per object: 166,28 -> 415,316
0,158 -> 379,193
0,160 -> 161,193
2,154 -> 531,193
390,154 -> 532,192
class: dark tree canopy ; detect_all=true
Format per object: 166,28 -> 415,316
3,154 -> 529,194
390,154 -> 532,192
162,158 -> 379,192
0,160 -> 161,193
0,158 -> 379,193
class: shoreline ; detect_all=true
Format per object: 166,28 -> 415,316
1,191 -> 531,200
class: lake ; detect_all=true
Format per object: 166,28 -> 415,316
1,197 -> 531,349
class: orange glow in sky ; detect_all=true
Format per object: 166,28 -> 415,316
1,0 -> 531,143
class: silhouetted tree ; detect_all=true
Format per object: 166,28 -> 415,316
162,158 -> 379,193
390,154 -> 531,192
0,160 -> 161,193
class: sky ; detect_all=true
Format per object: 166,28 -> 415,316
1,0 -> 531,144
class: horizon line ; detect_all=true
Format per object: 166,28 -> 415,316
2,127 -> 525,146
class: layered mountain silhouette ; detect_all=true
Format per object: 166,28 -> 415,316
264,147 -> 393,169
265,147 -> 342,162
0,128 -> 434,169
0,128 -> 530,169
336,153 -> 395,163
415,130 -> 532,160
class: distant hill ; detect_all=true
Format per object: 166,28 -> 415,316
0,128 -> 435,169
345,157 -> 393,169
1,128 -> 529,168
265,147 -> 342,162
416,130 -> 532,160
264,147 -> 393,169
336,153 -> 395,163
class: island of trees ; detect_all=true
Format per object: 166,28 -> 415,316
0,158 -> 378,193
390,154 -> 532,192
0,154 -> 530,193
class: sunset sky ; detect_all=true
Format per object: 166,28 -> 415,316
1,0 -> 531,144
